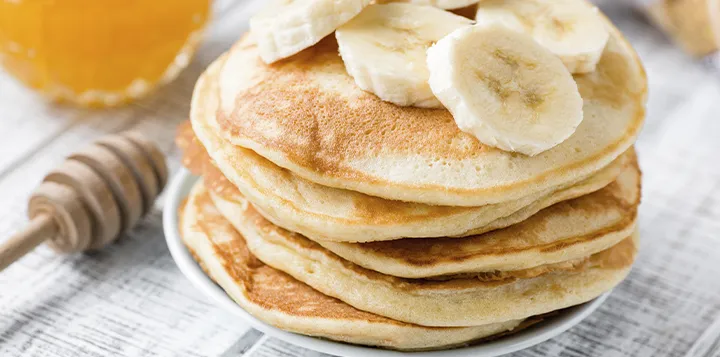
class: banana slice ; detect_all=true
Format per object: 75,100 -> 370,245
336,4 -> 472,108
475,0 -> 609,73
377,0 -> 481,10
250,0 -> 371,64
427,24 -> 584,156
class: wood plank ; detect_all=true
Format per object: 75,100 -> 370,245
249,337 -> 334,357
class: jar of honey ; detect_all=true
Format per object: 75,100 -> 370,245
0,0 -> 211,107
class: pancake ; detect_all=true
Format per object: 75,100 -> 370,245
186,57 -> 632,243
211,177 -> 638,327
211,10 -> 646,207
180,182 -> 526,351
209,153 -> 640,278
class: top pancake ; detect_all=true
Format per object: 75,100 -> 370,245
184,56 -> 631,242
213,13 -> 646,206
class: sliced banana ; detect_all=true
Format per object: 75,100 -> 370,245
250,0 -> 372,64
475,0 -> 609,73
377,0 -> 482,10
427,24 -> 584,156
336,3 -> 472,108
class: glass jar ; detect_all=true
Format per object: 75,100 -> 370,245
0,0 -> 211,107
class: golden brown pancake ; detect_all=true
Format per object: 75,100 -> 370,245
208,176 -> 638,326
210,15 -> 646,206
184,53 -> 634,242
180,182 -> 527,350
208,153 -> 639,278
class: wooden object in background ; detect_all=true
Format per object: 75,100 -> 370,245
0,132 -> 167,271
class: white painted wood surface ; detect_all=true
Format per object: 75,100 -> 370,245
1,2 -> 719,356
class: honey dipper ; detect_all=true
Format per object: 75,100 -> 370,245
0,131 -> 168,271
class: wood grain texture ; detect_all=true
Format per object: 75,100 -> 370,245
1,2 -> 719,357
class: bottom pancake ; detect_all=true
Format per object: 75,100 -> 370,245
209,179 -> 638,327
180,182 -> 527,351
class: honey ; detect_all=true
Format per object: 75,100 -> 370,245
0,0 -> 211,107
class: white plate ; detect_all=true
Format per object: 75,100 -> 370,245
163,169 -> 610,357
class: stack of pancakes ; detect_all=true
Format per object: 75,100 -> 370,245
176,12 -> 646,351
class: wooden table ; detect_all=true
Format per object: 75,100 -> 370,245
1,2 -> 719,356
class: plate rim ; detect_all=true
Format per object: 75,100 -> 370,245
163,169 -> 610,357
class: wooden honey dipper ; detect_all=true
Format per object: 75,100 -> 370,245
0,131 -> 168,271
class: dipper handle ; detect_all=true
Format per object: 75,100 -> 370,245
0,215 -> 57,271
